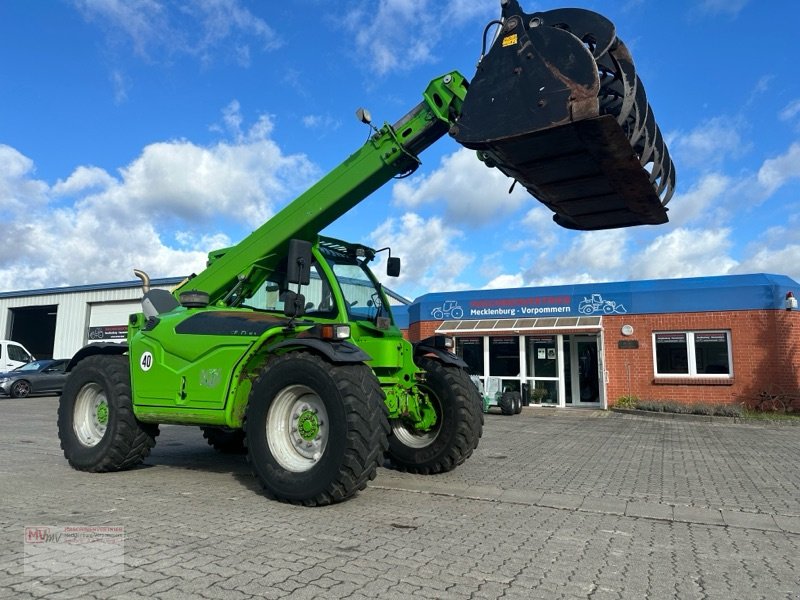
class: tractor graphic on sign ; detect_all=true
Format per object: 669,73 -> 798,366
431,300 -> 464,319
578,293 -> 627,315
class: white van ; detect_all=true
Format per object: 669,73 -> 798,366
0,340 -> 35,372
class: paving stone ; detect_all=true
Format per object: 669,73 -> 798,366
673,505 -> 725,526
625,501 -> 674,521
721,510 -> 782,531
2,398 -> 799,600
773,514 -> 800,534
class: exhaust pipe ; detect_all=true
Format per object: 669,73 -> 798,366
133,269 -> 151,294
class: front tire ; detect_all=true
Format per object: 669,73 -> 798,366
57,354 -> 158,472
387,358 -> 483,474
245,352 -> 389,506
11,380 -> 30,398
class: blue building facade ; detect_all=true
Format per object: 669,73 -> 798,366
400,274 -> 800,409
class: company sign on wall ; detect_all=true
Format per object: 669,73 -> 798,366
426,292 -> 631,320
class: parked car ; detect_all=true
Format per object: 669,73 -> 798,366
0,359 -> 69,398
0,340 -> 35,371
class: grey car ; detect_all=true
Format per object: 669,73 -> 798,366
0,359 -> 69,398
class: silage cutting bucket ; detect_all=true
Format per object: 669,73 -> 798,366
453,2 -> 675,230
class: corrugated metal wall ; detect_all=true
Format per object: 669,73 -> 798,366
0,284 -> 174,359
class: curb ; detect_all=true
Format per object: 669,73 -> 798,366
610,407 -> 800,425
610,407 -> 737,423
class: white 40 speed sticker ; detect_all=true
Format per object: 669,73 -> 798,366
139,351 -> 154,371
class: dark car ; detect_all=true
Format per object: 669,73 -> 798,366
0,359 -> 69,398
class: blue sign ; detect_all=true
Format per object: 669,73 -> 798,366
408,273 -> 799,323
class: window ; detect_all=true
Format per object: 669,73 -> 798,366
8,344 -> 31,363
489,336 -> 519,377
653,331 -> 731,377
245,262 -> 337,320
456,337 -> 484,376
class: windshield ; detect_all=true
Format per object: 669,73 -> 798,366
239,253 -> 392,325
326,258 -> 390,324
15,360 -> 45,372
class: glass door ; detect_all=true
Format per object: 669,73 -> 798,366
566,335 -> 602,406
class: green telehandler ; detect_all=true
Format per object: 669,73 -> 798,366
58,1 -> 675,505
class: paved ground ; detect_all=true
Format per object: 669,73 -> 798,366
1,396 -> 798,600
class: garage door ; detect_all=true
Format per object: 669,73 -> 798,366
88,302 -> 140,343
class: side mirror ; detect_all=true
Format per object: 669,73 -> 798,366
282,291 -> 306,318
287,239 -> 312,285
387,256 -> 401,277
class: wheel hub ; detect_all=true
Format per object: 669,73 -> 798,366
96,402 -> 109,426
73,383 -> 109,448
296,409 -> 319,441
267,387 -> 329,473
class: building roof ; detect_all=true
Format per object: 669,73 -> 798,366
409,273 -> 799,323
0,277 -> 186,299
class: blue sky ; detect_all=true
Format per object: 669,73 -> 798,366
2,0 -> 799,301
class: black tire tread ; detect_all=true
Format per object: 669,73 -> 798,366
499,391 -> 515,416
246,352 -> 389,506
58,354 -> 158,473
387,357 -> 483,475
201,427 -> 247,454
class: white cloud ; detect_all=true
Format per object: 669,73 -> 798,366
756,142 -> 800,197
72,0 -> 283,102
369,212 -> 473,296
52,166 -> 117,196
391,148 -> 528,225
517,206 -> 560,249
0,145 -> 49,216
629,228 -> 737,280
483,273 -> 524,290
519,229 -> 630,286
665,172 -> 731,227
779,99 -> 800,124
696,0 -> 749,17
301,114 -> 342,132
340,0 -> 494,75
73,0 -> 281,64
735,244 -> 800,280
0,109 -> 320,292
668,116 -> 747,169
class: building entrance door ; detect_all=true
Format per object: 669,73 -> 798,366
564,335 -> 602,406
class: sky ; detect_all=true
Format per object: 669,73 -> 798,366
1,0 -> 800,301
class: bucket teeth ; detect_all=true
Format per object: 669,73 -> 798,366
453,2 -> 676,230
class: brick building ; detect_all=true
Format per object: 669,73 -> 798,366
399,273 -> 800,409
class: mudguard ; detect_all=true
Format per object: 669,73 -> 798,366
66,343 -> 128,372
265,338 -> 371,364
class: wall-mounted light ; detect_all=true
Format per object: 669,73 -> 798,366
786,291 -> 797,311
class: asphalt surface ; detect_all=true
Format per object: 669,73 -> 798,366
1,396 -> 798,600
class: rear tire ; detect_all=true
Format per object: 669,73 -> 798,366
245,352 -> 388,506
499,391 -> 515,416
201,427 -> 246,454
58,354 -> 158,472
387,358 -> 483,474
513,391 -> 523,414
